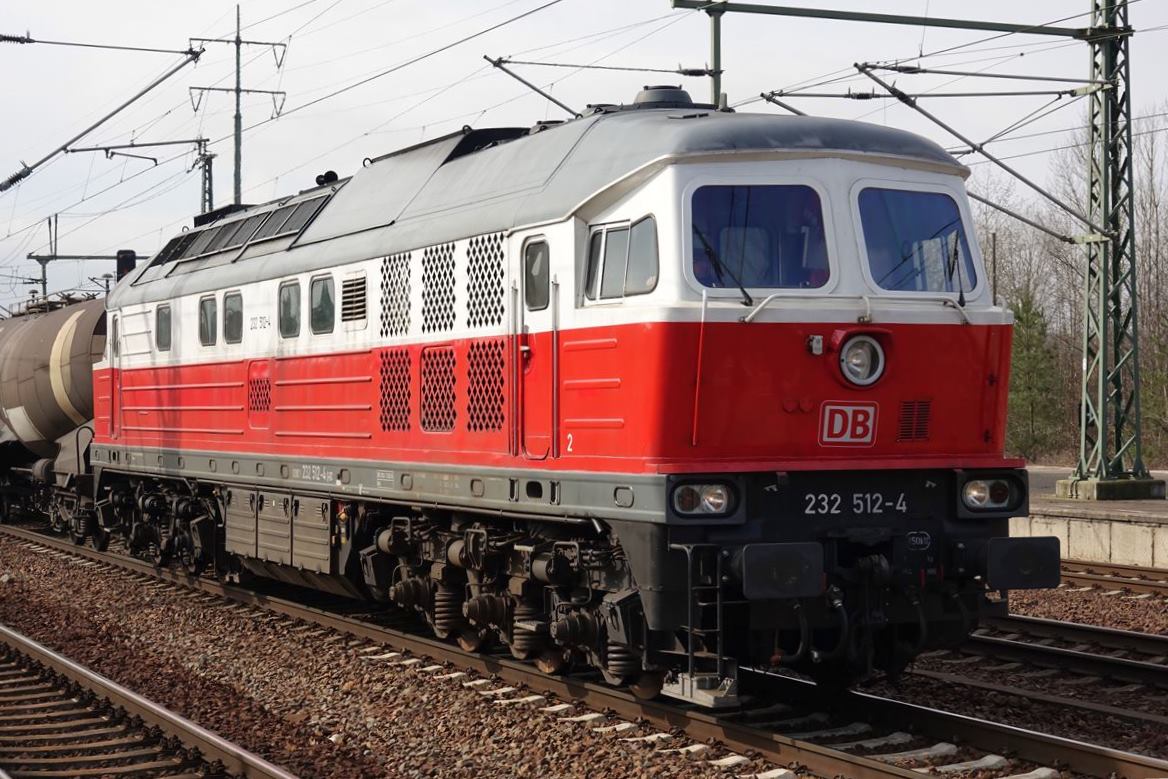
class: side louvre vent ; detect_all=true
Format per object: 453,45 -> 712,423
420,347 -> 456,431
467,339 -> 505,432
341,276 -> 367,322
897,400 -> 932,442
422,242 -> 456,333
466,233 -> 505,328
378,349 -> 411,432
380,252 -> 411,337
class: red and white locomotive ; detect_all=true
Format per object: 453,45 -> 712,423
15,86 -> 1060,704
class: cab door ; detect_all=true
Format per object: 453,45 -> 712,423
109,314 -> 121,439
519,238 -> 554,459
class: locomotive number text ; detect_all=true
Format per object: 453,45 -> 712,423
803,492 -> 908,515
250,315 -> 271,330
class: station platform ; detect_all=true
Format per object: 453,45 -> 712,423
1009,466 -> 1168,567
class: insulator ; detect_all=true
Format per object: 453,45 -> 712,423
431,583 -> 463,640
510,602 -> 541,659
0,166 -> 32,193
605,640 -> 639,681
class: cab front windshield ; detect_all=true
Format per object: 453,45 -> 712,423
858,187 -> 977,293
690,184 -> 829,290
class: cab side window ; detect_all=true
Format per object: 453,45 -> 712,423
279,281 -> 301,338
584,216 -> 659,301
198,296 -> 216,346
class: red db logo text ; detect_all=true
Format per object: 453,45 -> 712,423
819,402 -> 878,446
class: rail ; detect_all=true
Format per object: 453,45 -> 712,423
0,619 -> 297,779
1061,559 -> 1168,595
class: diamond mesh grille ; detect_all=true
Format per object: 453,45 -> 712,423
466,233 -> 505,328
380,252 -> 411,338
378,349 -> 411,432
467,339 -> 505,432
248,378 -> 271,413
422,243 -> 455,333
420,347 -> 456,431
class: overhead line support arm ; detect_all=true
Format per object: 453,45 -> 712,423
855,63 -> 1111,238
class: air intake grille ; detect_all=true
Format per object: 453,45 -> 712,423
341,276 -> 367,322
380,252 -> 411,338
467,339 -> 505,432
378,349 -> 411,432
466,233 -> 505,328
422,242 -> 456,333
420,347 -> 456,431
897,400 -> 932,442
248,378 -> 271,413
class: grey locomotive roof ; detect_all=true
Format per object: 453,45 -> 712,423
111,108 -> 963,307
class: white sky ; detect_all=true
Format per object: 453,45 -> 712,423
1,0 -> 1165,309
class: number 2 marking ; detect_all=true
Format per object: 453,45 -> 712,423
566,433 -> 574,452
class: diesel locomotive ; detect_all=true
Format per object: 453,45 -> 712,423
0,86 -> 1059,706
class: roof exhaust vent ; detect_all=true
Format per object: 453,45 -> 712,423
633,85 -> 694,109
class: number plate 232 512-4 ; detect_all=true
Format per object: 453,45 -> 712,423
803,492 -> 908,516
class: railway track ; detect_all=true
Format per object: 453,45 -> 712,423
962,614 -> 1168,688
0,617 -> 295,779
3,523 -> 1168,779
1061,559 -> 1168,595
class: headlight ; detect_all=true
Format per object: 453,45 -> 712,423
962,478 -> 1013,510
672,483 -> 734,516
839,335 -> 885,386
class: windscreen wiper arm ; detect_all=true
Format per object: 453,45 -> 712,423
693,227 -> 753,306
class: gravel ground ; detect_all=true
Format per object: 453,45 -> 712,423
1009,586 -> 1168,635
0,537 -> 780,779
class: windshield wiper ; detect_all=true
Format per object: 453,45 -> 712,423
693,226 -> 752,306
949,235 -> 967,307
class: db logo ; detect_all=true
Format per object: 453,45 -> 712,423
819,402 -> 878,446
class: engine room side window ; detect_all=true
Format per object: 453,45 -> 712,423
198,296 -> 217,346
690,185 -> 829,290
155,305 -> 171,351
583,218 -> 660,302
858,187 -> 977,294
279,281 -> 301,338
310,276 -> 335,334
224,292 -> 243,344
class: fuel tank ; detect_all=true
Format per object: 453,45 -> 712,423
0,299 -> 105,461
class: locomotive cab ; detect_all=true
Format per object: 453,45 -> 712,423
555,101 -> 1060,702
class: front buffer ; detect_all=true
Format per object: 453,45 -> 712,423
619,467 -> 1059,707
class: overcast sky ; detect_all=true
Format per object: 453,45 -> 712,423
1,0 -> 1165,310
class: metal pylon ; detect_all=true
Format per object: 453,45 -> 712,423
1074,0 -> 1146,482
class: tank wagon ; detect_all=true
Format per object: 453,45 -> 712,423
11,87 -> 1059,705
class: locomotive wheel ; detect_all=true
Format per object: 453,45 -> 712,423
629,670 -> 665,701
89,527 -> 110,552
456,627 -> 488,653
535,648 -> 568,675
